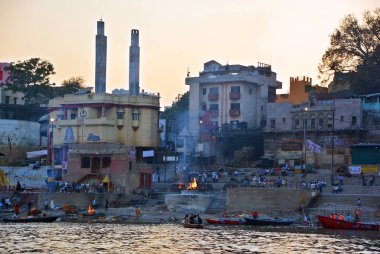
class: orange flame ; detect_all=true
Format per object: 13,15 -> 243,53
178,182 -> 185,190
188,177 -> 198,190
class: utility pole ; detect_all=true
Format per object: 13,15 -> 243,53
331,99 -> 335,186
303,107 -> 308,173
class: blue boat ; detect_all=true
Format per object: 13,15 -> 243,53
244,217 -> 293,226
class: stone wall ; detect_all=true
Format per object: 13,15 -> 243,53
226,188 -> 316,212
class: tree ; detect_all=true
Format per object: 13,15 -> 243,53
54,76 -> 85,97
4,58 -> 56,104
318,8 -> 380,86
161,91 -> 189,134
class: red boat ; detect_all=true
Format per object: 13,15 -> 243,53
206,218 -> 245,225
317,215 -> 380,231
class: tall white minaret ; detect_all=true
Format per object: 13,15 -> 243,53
95,19 -> 107,93
129,29 -> 140,96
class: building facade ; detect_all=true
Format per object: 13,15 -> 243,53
185,60 -> 282,146
49,92 -> 160,193
276,76 -> 328,105
264,98 -> 363,169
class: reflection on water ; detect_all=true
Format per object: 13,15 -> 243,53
0,223 -> 379,253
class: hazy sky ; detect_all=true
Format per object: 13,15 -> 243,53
0,0 -> 378,107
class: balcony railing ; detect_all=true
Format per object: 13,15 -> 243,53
208,93 -> 219,101
229,92 -> 241,100
229,109 -> 240,117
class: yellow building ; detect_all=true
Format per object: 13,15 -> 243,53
48,92 -> 160,193
276,76 -> 327,105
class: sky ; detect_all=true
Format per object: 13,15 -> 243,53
0,0 -> 379,107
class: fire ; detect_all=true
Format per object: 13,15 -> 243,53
178,182 -> 185,190
188,177 -> 198,190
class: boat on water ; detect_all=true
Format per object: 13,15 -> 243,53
183,223 -> 205,229
244,217 -> 294,226
206,218 -> 245,225
2,216 -> 58,223
317,215 -> 380,231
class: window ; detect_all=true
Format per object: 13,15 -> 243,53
231,103 -> 240,110
117,111 -> 124,119
102,157 -> 111,168
210,87 -> 219,94
132,113 -> 140,121
13,98 -> 17,104
202,88 -> 206,95
176,138 -> 184,148
202,104 -> 207,111
209,104 -> 218,111
270,119 -> 276,129
340,116 -> 344,122
318,117 -> 324,128
295,118 -> 300,129
70,113 -> 77,119
310,118 -> 315,129
327,114 -> 333,128
282,117 -> 286,123
81,156 -> 90,168
231,86 -> 240,93
129,161 -> 133,172
5,96 -> 10,104
351,116 -> 357,126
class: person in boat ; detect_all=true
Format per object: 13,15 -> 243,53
184,214 -> 189,223
346,213 -> 352,221
252,210 -> 259,219
197,215 -> 203,225
354,214 -> 360,223
304,214 -> 311,226
339,213 -> 345,220
14,203 -> 20,215
222,210 -> 228,218
333,213 -> 337,219
189,214 -> 196,224
88,205 -> 95,216
329,213 -> 334,218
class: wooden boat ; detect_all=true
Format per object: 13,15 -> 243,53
183,223 -> 205,229
244,217 -> 294,226
2,216 -> 58,223
206,218 -> 245,225
317,215 -> 380,231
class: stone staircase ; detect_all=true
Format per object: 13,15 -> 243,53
205,193 -> 226,214
1,166 -> 48,189
305,193 -> 380,221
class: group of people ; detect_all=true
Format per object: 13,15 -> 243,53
184,214 -> 202,224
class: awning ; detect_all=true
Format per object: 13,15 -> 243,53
26,150 -> 48,159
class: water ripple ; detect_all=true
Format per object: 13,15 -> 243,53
0,223 -> 379,253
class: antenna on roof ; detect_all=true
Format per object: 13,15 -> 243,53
187,67 -> 190,77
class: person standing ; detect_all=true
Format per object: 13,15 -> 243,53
135,206 -> 141,222
357,198 -> 361,207
105,199 -> 109,211
44,199 -> 49,211
92,198 -> 97,209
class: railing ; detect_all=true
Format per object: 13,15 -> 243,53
229,109 -> 240,117
208,93 -> 219,101
229,92 -> 241,100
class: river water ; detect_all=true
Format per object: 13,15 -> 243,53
0,223 -> 379,253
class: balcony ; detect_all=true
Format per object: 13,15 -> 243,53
229,92 -> 241,100
208,93 -> 219,101
229,109 -> 240,117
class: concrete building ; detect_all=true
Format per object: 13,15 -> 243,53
47,23 -> 160,193
264,98 -> 363,169
276,76 -> 328,105
185,60 -> 282,147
